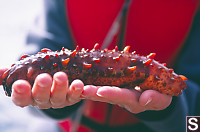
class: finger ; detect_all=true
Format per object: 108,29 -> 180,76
32,73 -> 52,109
139,90 -> 172,110
81,85 -> 100,100
11,80 -> 33,107
96,86 -> 139,104
66,79 -> 84,105
83,85 -> 133,104
50,72 -> 68,108
96,86 -> 146,113
0,68 -> 9,85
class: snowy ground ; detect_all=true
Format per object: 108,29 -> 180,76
0,1 -> 58,132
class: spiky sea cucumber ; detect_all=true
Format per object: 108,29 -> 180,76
2,44 -> 187,96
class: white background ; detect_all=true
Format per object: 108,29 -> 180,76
0,1 -> 58,132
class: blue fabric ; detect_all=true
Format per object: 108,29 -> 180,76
26,0 -> 74,53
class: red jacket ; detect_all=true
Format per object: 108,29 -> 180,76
57,0 -> 199,131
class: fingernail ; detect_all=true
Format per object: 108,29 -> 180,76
144,98 -> 152,106
96,88 -> 104,97
80,94 -> 86,99
75,87 -> 82,91
37,76 -> 49,87
80,91 -> 86,99
15,87 -> 24,93
38,81 -> 48,87
55,78 -> 64,84
14,81 -> 25,93
96,92 -> 103,97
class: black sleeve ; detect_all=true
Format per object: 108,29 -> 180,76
41,101 -> 83,120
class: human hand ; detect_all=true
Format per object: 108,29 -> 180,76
11,72 -> 84,109
81,85 -> 172,113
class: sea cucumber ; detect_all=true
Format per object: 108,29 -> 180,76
2,44 -> 187,96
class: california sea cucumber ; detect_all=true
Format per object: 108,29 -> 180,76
1,44 -> 187,96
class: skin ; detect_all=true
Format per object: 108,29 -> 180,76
0,69 -> 172,113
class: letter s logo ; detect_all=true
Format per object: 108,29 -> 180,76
188,118 -> 198,131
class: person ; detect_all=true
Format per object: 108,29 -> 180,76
0,0 -> 200,131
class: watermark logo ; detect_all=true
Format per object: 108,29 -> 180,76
186,116 -> 200,132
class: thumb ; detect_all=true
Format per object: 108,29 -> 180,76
139,90 -> 172,110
